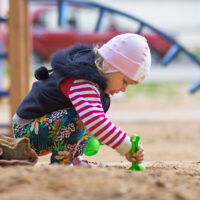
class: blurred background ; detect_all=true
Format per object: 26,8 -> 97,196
0,0 -> 200,138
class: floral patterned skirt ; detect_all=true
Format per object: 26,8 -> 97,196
12,109 -> 90,165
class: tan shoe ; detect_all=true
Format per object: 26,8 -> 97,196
0,134 -> 38,166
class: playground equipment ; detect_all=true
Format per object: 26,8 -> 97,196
0,0 -> 30,133
189,78 -> 200,94
30,5 -> 170,62
0,0 -> 200,133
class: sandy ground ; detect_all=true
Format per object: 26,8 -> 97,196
0,82 -> 200,200
0,161 -> 199,200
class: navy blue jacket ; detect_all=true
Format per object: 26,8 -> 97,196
16,44 -> 110,119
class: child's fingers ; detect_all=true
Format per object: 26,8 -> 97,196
136,153 -> 144,159
135,156 -> 144,163
135,154 -> 144,160
137,153 -> 144,159
136,154 -> 144,160
129,157 -> 136,162
127,155 -> 136,162
127,154 -> 144,163
134,148 -> 144,156
134,149 -> 144,163
125,151 -> 136,162
133,156 -> 144,162
134,150 -> 144,158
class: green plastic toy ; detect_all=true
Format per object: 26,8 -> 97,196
84,135 -> 104,156
129,134 -> 146,171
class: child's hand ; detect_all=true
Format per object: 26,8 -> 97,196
125,145 -> 144,164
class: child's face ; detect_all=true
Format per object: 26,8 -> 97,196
105,72 -> 138,95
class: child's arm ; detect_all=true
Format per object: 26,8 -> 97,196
60,78 -> 132,156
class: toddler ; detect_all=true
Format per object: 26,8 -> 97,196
12,33 -> 151,166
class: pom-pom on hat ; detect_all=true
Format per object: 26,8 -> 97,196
34,66 -> 53,80
98,33 -> 151,82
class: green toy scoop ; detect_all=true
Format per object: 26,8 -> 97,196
84,135 -> 104,156
129,134 -> 146,171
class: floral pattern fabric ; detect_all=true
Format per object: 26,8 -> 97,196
12,109 -> 90,165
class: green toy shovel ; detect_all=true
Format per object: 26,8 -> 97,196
129,134 -> 146,171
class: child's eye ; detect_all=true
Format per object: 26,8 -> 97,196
123,80 -> 128,85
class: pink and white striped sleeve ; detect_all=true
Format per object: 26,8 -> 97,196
68,79 -> 132,155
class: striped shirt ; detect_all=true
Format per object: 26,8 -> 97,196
60,78 -> 131,155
